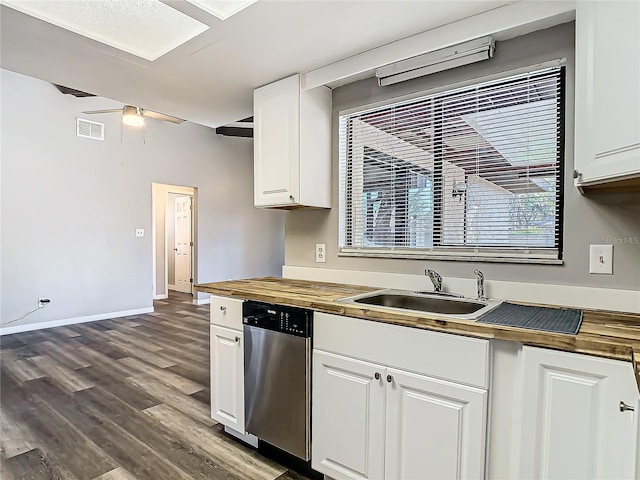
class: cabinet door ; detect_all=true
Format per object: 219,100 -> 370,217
518,346 -> 639,479
574,1 -> 640,185
210,325 -> 245,432
254,74 -> 300,206
385,368 -> 488,480
312,350 -> 385,480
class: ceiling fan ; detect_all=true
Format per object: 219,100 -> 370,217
82,105 -> 184,127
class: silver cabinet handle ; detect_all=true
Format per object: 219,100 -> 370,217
374,372 -> 381,380
289,195 -> 295,201
387,375 -> 393,383
220,306 -> 226,312
235,336 -> 240,343
619,401 -> 635,412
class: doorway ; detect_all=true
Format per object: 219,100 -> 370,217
152,183 -> 197,300
168,194 -> 193,293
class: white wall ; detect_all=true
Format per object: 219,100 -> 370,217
0,69 -> 286,331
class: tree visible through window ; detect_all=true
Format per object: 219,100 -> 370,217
339,65 -> 565,261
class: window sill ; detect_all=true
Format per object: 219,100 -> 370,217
338,248 -> 563,265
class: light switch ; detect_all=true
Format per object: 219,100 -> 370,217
315,243 -> 326,263
136,228 -> 144,237
589,244 -> 613,274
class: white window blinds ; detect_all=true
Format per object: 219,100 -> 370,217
339,65 -> 565,262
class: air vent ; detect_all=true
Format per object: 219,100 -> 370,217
76,118 -> 104,140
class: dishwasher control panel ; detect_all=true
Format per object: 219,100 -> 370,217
243,301 -> 313,338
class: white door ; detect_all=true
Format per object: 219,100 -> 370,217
385,368 -> 488,480
174,195 -> 192,293
518,346 -> 639,479
253,74 -> 300,206
210,325 -> 245,432
312,350 -> 386,480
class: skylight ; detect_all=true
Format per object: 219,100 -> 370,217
1,0 -> 209,61
185,0 -> 258,21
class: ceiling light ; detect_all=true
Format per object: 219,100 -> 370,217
1,0 -> 209,61
122,106 -> 145,127
185,0 -> 258,21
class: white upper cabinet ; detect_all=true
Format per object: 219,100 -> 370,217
574,1 -> 640,189
517,346 -> 639,479
253,74 -> 332,208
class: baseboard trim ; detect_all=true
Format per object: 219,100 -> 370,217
193,297 -> 211,305
0,307 -> 154,336
283,265 -> 640,313
154,294 -> 168,300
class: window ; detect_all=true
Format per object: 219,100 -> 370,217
339,65 -> 565,263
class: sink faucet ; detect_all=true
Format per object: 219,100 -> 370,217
425,269 -> 442,293
474,269 -> 486,301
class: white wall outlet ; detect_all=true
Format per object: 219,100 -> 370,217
589,244 -> 613,274
315,243 -> 326,263
136,228 -> 144,237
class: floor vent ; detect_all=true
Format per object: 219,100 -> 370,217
77,118 -> 104,140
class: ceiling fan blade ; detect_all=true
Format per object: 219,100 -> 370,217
143,110 -> 184,124
82,109 -> 123,114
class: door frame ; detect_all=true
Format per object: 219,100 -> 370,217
151,183 -> 197,301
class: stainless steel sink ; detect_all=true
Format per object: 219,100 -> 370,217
337,289 -> 502,319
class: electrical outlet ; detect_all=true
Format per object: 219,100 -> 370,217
136,228 -> 144,237
589,245 -> 613,274
38,298 -> 51,308
315,243 -> 326,263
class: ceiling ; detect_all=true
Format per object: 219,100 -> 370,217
0,1 -> 514,129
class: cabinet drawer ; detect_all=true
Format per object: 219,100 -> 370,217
209,295 -> 244,330
314,312 -> 490,388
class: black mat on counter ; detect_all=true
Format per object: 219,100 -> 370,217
477,302 -> 583,335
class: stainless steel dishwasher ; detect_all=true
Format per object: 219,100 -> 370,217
243,301 -> 313,461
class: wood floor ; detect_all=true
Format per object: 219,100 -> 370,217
0,292 -> 309,480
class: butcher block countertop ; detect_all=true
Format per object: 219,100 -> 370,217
195,277 -> 640,392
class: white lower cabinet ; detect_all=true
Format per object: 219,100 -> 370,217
312,350 -> 488,480
210,324 -> 245,432
385,368 -> 487,480
516,346 -> 639,479
312,351 -> 386,480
